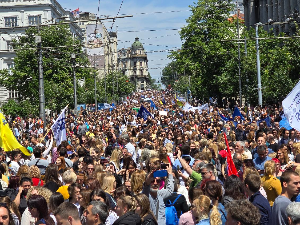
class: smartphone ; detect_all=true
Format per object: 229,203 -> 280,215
153,170 -> 168,178
161,163 -> 168,170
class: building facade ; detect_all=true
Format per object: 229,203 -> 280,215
0,0 -> 83,102
243,0 -> 300,33
78,12 -> 117,79
118,37 -> 149,91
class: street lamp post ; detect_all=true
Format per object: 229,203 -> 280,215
255,23 -> 263,107
35,35 -> 46,131
71,53 -> 77,115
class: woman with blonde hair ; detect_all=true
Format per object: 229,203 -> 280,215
96,171 -> 107,186
114,195 -> 141,225
110,149 -> 121,172
204,180 -> 226,225
29,165 -> 44,187
277,148 -> 290,170
101,174 -> 116,195
131,170 -> 146,195
101,174 -> 117,210
261,160 -> 282,206
191,195 -> 211,225
57,170 -> 77,200
16,165 -> 31,179
135,193 -> 157,225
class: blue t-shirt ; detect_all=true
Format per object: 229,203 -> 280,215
197,218 -> 210,225
295,194 -> 300,202
253,156 -> 272,170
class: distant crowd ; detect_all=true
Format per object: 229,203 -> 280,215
0,89 -> 299,225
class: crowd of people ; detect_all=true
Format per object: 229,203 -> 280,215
0,89 -> 300,225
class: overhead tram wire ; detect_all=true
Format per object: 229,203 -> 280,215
110,0 -> 125,30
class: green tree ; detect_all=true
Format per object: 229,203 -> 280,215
0,24 -> 91,113
1,99 -> 36,117
161,61 -> 181,87
170,0 -> 237,101
169,0 -> 300,105
98,72 -> 134,103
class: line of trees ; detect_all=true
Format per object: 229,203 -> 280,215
162,0 -> 300,106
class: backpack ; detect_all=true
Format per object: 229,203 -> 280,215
165,194 -> 181,225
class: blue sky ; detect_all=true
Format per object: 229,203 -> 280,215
61,0 -> 196,82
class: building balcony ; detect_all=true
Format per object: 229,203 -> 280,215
131,54 -> 147,58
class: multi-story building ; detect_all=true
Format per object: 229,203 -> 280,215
118,37 -> 149,91
78,12 -> 117,79
243,0 -> 299,34
0,0 -> 83,102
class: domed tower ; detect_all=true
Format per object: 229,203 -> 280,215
130,37 -> 149,91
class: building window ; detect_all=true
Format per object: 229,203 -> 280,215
134,62 -> 136,67
140,61 -> 142,66
5,17 -> 17,27
140,70 -> 143,76
7,63 -> 14,75
28,15 -> 41,25
7,41 -> 14,51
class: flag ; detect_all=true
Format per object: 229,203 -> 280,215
0,112 -> 30,156
72,8 -> 80,18
137,105 -> 152,120
224,132 -> 238,176
162,98 -> 166,105
150,100 -> 157,110
183,102 -> 194,112
51,106 -> 67,146
218,111 -> 230,121
257,116 -> 271,127
279,114 -> 293,130
232,107 -> 245,121
176,99 -> 184,107
282,80 -> 300,131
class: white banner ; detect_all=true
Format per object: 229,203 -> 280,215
282,80 -> 300,131
159,111 -> 168,116
51,107 -> 67,146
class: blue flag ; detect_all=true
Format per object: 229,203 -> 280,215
137,105 -> 152,120
218,111 -> 230,121
257,116 -> 271,127
232,107 -> 245,121
280,115 -> 293,130
150,100 -> 157,110
162,98 -> 166,105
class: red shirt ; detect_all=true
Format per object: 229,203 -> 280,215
32,177 -> 44,186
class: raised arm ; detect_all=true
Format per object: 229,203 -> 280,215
177,149 -> 193,175
158,164 -> 174,199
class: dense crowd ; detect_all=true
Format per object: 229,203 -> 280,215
0,89 -> 300,225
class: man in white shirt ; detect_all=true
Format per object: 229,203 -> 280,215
235,141 -> 252,159
121,134 -> 136,163
9,150 -> 22,176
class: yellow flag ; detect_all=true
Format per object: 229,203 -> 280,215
159,100 -> 163,105
0,112 -> 30,156
176,100 -> 184,107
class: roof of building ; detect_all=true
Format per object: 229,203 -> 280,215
131,37 -> 144,51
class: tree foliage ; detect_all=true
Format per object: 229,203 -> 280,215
0,24 -> 91,113
165,0 -> 300,106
